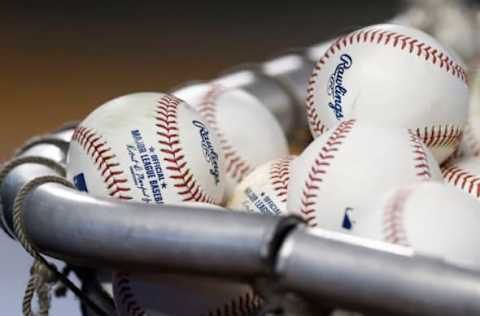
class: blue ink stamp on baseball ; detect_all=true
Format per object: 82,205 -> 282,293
342,207 -> 355,230
126,129 -> 167,204
327,54 -> 352,120
243,188 -> 281,216
73,173 -> 89,192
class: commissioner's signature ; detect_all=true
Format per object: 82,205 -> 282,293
126,144 -> 150,203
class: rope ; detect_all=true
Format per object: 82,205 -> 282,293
13,175 -> 74,259
11,175 -> 110,316
0,156 -> 66,238
0,155 -> 110,316
13,176 -> 73,316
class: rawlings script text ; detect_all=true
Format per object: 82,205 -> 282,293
192,120 -> 220,185
327,54 -> 352,120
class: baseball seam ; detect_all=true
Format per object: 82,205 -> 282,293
442,165 -> 480,198
156,94 -> 214,203
306,27 -> 467,138
382,187 -> 414,246
410,125 -> 463,149
115,273 -> 148,316
269,156 -> 293,203
203,290 -> 262,316
299,119 -> 356,227
197,85 -> 252,183
114,273 -> 263,316
71,126 -> 133,200
408,130 -> 432,180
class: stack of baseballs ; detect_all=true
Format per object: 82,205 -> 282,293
66,23 -> 480,316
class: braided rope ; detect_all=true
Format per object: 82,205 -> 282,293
22,260 -> 56,316
13,175 -> 74,259
0,156 -> 66,238
0,154 -> 110,316
13,175 -> 74,316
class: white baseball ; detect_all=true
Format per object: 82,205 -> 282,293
306,23 -> 469,163
113,202 -> 262,316
113,272 -> 261,316
173,83 -> 289,199
354,182 -> 480,270
67,92 -> 225,205
287,120 -> 442,232
442,156 -> 480,200
390,1 -> 478,61
227,156 -> 294,216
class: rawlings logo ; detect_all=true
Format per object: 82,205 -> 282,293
192,120 -> 221,185
327,54 -> 352,120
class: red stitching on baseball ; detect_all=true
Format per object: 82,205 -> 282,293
114,273 -> 147,316
298,119 -> 356,227
198,84 -> 252,183
382,187 -> 414,246
269,156 -> 294,203
410,125 -> 463,150
408,131 -> 432,180
442,165 -> 480,198
71,127 -> 133,200
204,290 -> 263,316
115,272 -> 262,316
306,27 -> 468,137
155,95 -> 214,203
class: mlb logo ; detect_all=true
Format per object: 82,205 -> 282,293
73,173 -> 89,193
342,207 -> 355,230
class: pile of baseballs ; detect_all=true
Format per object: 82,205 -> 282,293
66,23 -> 480,316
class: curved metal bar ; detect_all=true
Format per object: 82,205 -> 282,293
1,149 -> 67,238
214,66 -> 297,134
260,53 -> 314,130
304,40 -> 334,64
3,136 -> 480,316
0,132 -> 293,278
276,228 -> 480,316
22,182 -> 291,278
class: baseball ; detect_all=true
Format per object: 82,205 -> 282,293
306,23 -> 469,163
287,120 -> 442,232
173,83 -> 289,199
354,182 -> 480,270
458,72 -> 480,158
113,202 -> 262,316
113,271 -> 262,316
442,156 -> 480,200
67,92 -> 225,205
227,156 -> 294,216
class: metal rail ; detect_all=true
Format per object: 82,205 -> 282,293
3,136 -> 480,315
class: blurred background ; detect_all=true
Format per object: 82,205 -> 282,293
0,1 -> 402,160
